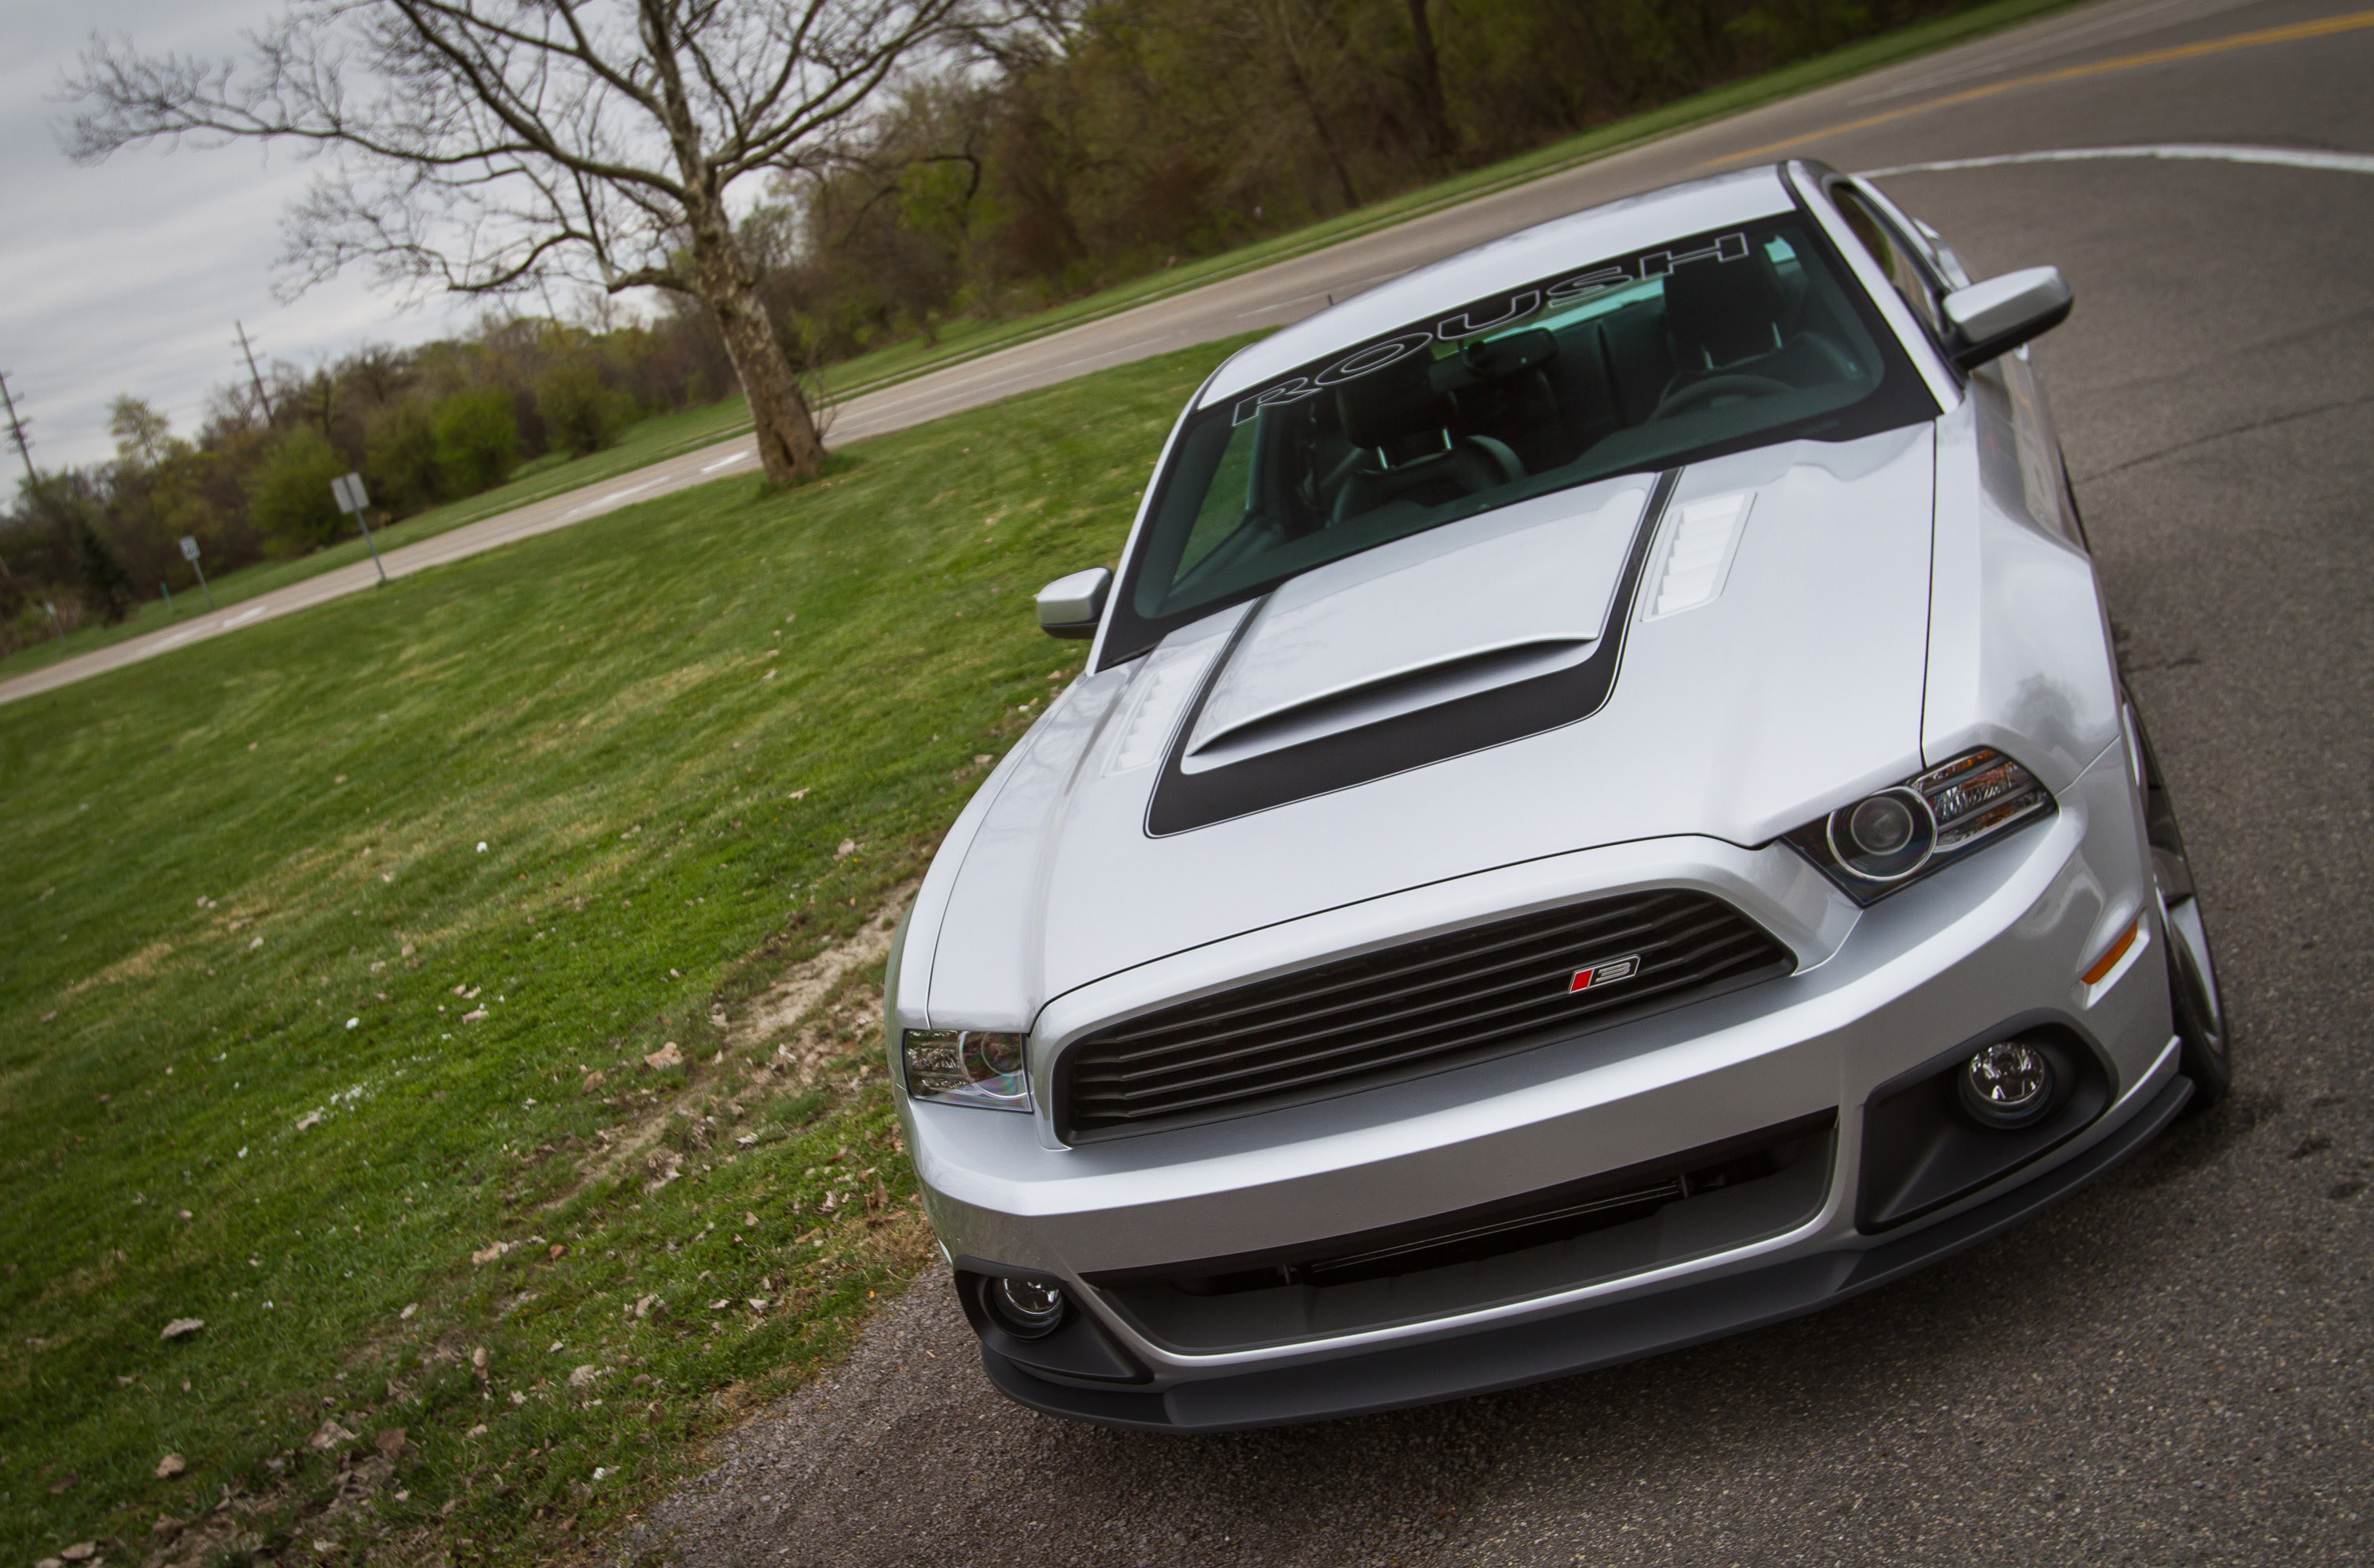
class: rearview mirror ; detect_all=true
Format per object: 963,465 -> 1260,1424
1036,566 -> 1111,640
1941,266 -> 2072,371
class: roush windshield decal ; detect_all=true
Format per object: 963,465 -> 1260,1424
1229,230 -> 1754,426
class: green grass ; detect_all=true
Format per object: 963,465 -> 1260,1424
0,334 -> 1257,1566
1,397 -> 755,677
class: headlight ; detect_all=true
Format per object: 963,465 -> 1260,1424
899,1029 -> 1033,1112
1784,747 -> 2053,903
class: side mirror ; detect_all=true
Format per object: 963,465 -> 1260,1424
1941,266 -> 2072,371
1036,566 -> 1111,640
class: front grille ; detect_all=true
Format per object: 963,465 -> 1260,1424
1056,888 -> 1792,1141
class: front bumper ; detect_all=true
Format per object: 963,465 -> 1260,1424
900,740 -> 2179,1416
982,1071 -> 2190,1431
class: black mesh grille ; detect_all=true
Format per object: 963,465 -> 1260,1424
1056,889 -> 1792,1142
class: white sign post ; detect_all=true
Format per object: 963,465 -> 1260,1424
331,472 -> 387,585
177,534 -> 214,609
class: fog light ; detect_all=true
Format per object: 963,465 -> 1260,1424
990,1276 -> 1067,1338
1958,1039 -> 2056,1129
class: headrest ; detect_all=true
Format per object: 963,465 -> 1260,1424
1334,351 -> 1455,449
1663,253 -> 1788,371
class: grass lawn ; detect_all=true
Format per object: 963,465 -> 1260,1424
0,333 -> 1257,1567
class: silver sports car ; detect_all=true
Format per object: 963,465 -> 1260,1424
885,161 -> 2229,1430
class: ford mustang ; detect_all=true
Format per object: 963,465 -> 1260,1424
882,161 -> 2229,1430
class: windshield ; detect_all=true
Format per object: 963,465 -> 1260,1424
1103,214 -> 1934,665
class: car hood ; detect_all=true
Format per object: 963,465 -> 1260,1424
920,422 -> 1935,1028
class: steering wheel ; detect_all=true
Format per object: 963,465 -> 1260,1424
1654,373 -> 1795,419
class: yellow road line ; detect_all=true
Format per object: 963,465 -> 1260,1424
1707,8 -> 2374,165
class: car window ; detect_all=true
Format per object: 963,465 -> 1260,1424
1833,187 -> 1947,341
1102,214 -> 1937,665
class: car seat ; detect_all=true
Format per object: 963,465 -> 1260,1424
1655,251 -> 1853,416
1330,353 -> 1524,525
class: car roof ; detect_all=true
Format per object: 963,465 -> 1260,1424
1198,165 -> 1800,409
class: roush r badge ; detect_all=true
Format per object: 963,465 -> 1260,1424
1568,954 -> 1642,993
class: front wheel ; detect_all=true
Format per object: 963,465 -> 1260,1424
2132,703 -> 2231,1110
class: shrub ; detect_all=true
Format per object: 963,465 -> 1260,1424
74,517 -> 138,624
535,360 -> 636,456
366,400 -> 445,512
433,386 -> 521,495
245,426 -> 350,555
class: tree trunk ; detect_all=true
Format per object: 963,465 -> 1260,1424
688,207 -> 826,485
1279,47 -> 1360,210
1405,0 -> 1454,165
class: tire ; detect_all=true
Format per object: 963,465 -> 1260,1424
2129,699 -> 2231,1111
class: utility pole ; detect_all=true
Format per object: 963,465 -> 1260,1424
0,370 -> 37,489
236,321 -> 275,424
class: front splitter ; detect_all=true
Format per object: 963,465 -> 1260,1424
982,1073 -> 2192,1432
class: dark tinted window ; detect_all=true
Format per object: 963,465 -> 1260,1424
1834,187 -> 1946,340
1103,215 -> 1936,665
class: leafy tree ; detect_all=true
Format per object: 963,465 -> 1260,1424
245,426 -> 349,555
433,388 -> 521,496
108,397 -> 174,468
67,1 -> 986,487
536,362 -> 636,457
74,516 -> 139,624
366,400 -> 446,512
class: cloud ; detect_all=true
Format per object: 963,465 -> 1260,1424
1,1 -> 472,470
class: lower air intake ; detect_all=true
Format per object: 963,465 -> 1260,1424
1056,888 -> 1792,1142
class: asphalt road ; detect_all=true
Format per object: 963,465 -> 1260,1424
620,1 -> 2374,1563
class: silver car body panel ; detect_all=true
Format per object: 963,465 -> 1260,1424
888,164 -> 2174,1412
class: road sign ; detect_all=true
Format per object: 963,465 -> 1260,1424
332,471 -> 388,585
179,535 -> 201,562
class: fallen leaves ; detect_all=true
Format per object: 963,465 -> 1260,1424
643,1042 -> 683,1070
470,1240 -> 514,1267
295,1110 -> 323,1131
461,1008 -> 488,1024
567,1363 -> 602,1388
308,1417 -> 358,1450
160,1316 -> 204,1341
155,1452 -> 186,1479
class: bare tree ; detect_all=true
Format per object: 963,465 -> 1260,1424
66,1 -> 978,486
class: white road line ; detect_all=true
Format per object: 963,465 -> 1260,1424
1862,142 -> 2374,177
701,449 -> 757,472
222,607 -> 267,628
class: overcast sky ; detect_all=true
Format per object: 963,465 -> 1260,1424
0,1 -> 476,472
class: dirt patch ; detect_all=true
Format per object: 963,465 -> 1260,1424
562,883 -> 913,1202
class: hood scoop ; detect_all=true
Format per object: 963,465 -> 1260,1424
1150,473 -> 1669,834
1184,638 -> 1596,771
